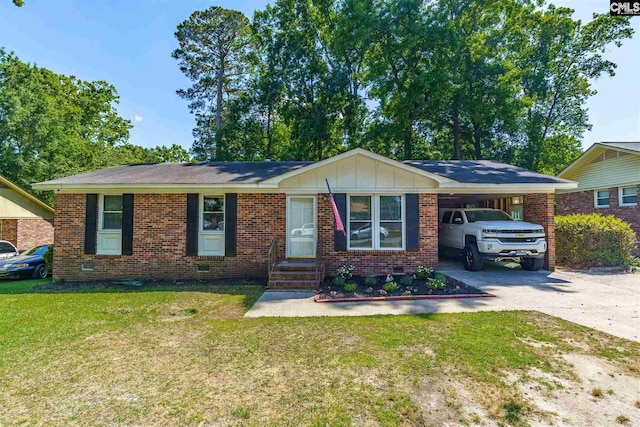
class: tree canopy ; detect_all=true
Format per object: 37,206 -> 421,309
0,50 -> 190,205
174,1 -> 633,173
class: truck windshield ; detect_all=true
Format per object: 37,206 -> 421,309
465,210 -> 513,222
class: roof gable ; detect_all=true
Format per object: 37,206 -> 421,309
558,142 -> 640,179
0,175 -> 54,219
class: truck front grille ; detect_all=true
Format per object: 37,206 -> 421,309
498,238 -> 538,243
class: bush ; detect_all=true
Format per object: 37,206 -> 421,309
336,264 -> 354,280
344,282 -> 357,293
364,276 -> 378,287
398,276 -> 413,286
414,266 -> 433,280
43,245 -> 53,275
555,214 -> 636,268
332,276 -> 346,287
427,273 -> 446,291
383,281 -> 400,293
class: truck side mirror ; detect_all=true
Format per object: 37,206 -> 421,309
453,217 -> 463,224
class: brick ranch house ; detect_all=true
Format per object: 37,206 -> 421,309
33,149 -> 575,284
556,142 -> 639,252
0,175 -> 54,251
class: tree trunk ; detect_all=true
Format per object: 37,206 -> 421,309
473,121 -> 482,160
216,55 -> 226,130
452,104 -> 461,160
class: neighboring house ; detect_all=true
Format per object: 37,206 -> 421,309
0,175 -> 55,251
556,142 -> 639,251
33,149 -> 575,283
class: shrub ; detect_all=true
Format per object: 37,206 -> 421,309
555,214 -> 636,268
43,245 -> 53,275
398,276 -> 413,286
427,273 -> 446,291
414,265 -> 433,280
364,287 -> 374,295
364,276 -> 378,287
343,282 -> 357,293
332,276 -> 346,287
337,264 -> 354,280
383,281 -> 400,293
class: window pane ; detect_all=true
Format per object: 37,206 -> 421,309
349,196 -> 371,221
104,195 -> 123,212
622,187 -> 637,196
441,212 -> 452,224
103,212 -> 122,230
380,222 -> 403,248
204,197 -> 224,213
596,190 -> 609,206
203,212 -> 225,230
349,221 -> 373,248
380,196 -> 402,221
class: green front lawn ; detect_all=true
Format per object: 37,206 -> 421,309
0,279 -> 638,426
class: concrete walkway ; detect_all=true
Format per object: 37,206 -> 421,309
245,262 -> 640,342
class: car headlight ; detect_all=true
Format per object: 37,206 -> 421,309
4,263 -> 28,268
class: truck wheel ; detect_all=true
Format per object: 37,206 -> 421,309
463,244 -> 484,271
521,257 -> 544,271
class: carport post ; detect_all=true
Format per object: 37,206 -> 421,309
523,193 -> 555,271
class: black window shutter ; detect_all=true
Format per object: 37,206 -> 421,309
225,193 -> 238,257
406,194 -> 420,251
121,194 -> 134,255
84,194 -> 98,254
186,194 -> 199,256
334,193 -> 347,251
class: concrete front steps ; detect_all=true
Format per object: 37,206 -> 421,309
268,260 -> 323,289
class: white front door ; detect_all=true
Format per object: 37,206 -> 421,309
287,196 -> 316,258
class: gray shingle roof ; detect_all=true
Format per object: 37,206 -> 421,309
404,160 -> 572,184
38,161 -> 314,186
36,158 -> 571,186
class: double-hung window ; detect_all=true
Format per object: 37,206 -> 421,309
199,195 -> 225,256
594,190 -> 609,208
97,195 -> 123,254
619,186 -> 637,207
348,195 -> 404,250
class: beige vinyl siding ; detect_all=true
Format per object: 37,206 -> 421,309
558,153 -> 640,194
0,188 -> 55,219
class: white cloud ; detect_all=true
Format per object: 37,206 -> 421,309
134,114 -> 143,122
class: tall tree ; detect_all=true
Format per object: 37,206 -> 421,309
173,7 -> 252,160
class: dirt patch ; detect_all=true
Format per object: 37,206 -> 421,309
412,373 -> 497,426
511,353 -> 640,426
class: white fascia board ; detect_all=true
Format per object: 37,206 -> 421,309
263,148 -> 457,185
438,182 -> 578,193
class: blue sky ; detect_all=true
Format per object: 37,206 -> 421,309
0,0 -> 638,153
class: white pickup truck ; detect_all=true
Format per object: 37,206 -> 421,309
438,208 -> 547,271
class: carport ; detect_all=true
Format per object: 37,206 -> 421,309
437,192 -> 557,270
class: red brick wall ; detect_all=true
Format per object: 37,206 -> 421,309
556,185 -> 640,240
0,219 -> 17,246
53,193 -> 287,281
318,194 -> 439,277
53,192 -> 441,281
523,193 -> 555,271
0,218 -> 52,250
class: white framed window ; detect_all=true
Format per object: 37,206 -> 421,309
199,195 -> 225,256
619,186 -> 638,207
594,190 -> 609,208
97,194 -> 123,255
347,195 -> 404,250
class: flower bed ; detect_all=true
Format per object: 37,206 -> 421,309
315,268 -> 492,303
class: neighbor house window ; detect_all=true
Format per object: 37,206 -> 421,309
348,195 -> 404,250
594,190 -> 609,208
199,195 -> 225,256
619,186 -> 637,207
97,194 -> 123,255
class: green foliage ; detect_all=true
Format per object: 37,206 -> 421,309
414,266 -> 433,280
383,281 -> 399,293
43,245 -> 53,275
364,276 -> 378,287
332,276 -> 346,288
0,50 -> 190,205
427,273 -> 446,291
336,264 -> 354,280
398,276 -> 413,287
555,214 -> 636,268
343,282 -> 357,293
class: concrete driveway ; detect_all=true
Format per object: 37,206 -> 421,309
245,260 -> 640,342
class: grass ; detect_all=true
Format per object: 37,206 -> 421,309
1,278 -> 639,426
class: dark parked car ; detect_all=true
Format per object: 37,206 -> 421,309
0,245 -> 50,280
